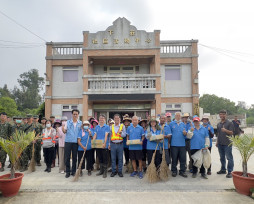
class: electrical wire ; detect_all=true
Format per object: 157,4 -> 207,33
199,43 -> 254,64
0,9 -> 47,42
0,39 -> 43,45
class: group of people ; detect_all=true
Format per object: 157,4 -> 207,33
0,109 -> 236,180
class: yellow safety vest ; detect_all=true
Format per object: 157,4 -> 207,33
111,124 -> 124,141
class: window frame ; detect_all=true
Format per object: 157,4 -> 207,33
62,67 -> 79,82
164,65 -> 181,81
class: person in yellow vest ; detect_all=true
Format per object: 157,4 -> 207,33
108,114 -> 126,177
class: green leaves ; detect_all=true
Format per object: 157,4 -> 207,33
229,134 -> 254,176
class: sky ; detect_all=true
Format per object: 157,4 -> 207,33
0,0 -> 254,106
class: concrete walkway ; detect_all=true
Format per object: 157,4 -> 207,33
1,130 -> 254,203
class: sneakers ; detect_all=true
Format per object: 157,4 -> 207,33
88,171 -> 92,176
201,173 -> 208,179
179,172 -> 188,178
192,173 -> 197,178
207,171 -> 211,175
138,171 -> 143,179
226,173 -> 232,178
110,172 -> 117,177
65,173 -> 70,178
217,170 -> 227,174
130,171 -> 138,177
118,172 -> 124,177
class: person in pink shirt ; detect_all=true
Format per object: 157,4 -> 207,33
57,116 -> 67,174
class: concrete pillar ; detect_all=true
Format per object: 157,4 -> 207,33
45,44 -> 53,118
191,41 -> 199,115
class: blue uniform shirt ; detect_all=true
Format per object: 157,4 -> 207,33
170,121 -> 186,147
65,120 -> 82,143
183,121 -> 191,140
164,124 -> 172,149
190,125 -> 209,150
78,128 -> 92,151
127,124 -> 144,150
94,124 -> 110,148
145,128 -> 161,150
202,124 -> 214,147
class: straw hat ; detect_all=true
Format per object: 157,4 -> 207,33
182,113 -> 190,118
138,119 -> 147,126
122,114 -> 132,122
83,120 -> 90,125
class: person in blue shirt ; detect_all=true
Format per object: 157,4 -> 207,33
93,114 -> 110,178
187,116 -> 210,179
146,118 -> 162,168
122,115 -> 132,166
170,112 -> 188,178
182,113 -> 193,172
62,109 -> 82,178
139,119 -> 148,172
90,119 -> 98,170
159,114 -> 171,165
201,115 -> 214,175
127,116 -> 145,179
77,120 -> 93,176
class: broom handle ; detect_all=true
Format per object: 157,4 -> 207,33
152,143 -> 159,160
77,132 -> 90,170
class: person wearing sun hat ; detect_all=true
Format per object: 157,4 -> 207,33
187,116 -> 210,179
77,120 -> 93,176
90,119 -> 99,169
165,112 -> 172,125
201,115 -> 214,175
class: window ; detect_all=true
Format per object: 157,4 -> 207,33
165,103 -> 182,117
62,105 -> 78,120
107,65 -> 136,74
165,65 -> 181,80
62,111 -> 72,120
63,67 -> 78,82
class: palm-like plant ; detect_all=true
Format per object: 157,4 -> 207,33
0,131 -> 35,179
229,134 -> 254,177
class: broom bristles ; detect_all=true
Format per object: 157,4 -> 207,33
158,149 -> 171,181
28,143 -> 36,173
73,151 -> 86,182
145,143 -> 159,183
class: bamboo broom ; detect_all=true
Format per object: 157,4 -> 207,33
145,143 -> 159,183
158,139 -> 171,181
28,143 -> 36,173
73,134 -> 90,182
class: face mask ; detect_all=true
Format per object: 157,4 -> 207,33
16,120 -> 22,124
84,126 -> 89,130
203,122 -> 208,126
46,124 -> 51,128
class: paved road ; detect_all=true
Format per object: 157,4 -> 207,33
1,131 -> 254,203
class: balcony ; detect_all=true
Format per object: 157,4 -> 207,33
160,40 -> 197,58
84,74 -> 160,94
46,42 -> 83,60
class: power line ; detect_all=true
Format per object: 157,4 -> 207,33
0,9 -> 47,42
0,39 -> 43,45
199,43 -> 254,64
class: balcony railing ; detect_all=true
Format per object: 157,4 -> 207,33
86,74 -> 159,94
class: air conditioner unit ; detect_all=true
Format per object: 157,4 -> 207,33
194,78 -> 199,84
46,81 -> 50,86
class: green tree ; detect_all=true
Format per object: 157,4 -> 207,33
0,84 -> 13,98
200,94 -> 237,115
0,97 -> 20,116
16,69 -> 44,110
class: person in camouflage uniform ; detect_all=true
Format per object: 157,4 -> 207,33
33,115 -> 43,166
0,112 -> 13,171
20,114 -> 37,171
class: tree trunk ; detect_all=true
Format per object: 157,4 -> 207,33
10,164 -> 15,179
242,161 -> 248,177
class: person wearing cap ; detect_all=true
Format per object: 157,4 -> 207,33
42,120 -> 56,173
41,117 -> 47,129
122,115 -> 132,166
139,119 -> 148,172
0,112 -> 13,171
58,116 -> 67,174
33,115 -> 43,166
202,115 -> 214,175
62,109 -> 82,178
12,116 -> 24,132
78,121 -> 93,176
187,117 -> 210,179
93,114 -> 110,178
216,110 -> 234,178
50,115 -> 55,126
146,118 -> 162,168
127,116 -> 145,179
170,112 -> 188,178
165,112 -> 172,125
182,113 -> 193,172
22,117 -> 28,125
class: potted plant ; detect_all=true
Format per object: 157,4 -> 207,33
0,131 -> 35,197
229,134 -> 254,196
